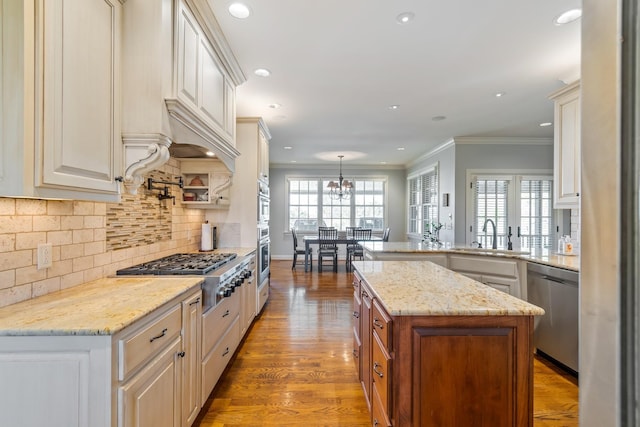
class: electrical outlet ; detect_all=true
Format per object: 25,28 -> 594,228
37,243 -> 53,270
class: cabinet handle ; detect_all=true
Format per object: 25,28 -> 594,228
353,311 -> 360,319
149,328 -> 168,343
373,361 -> 384,378
178,351 -> 186,358
576,193 -> 580,196
373,418 -> 380,427
352,349 -> 358,358
222,309 -> 230,318
189,297 -> 201,306
222,347 -> 230,357
373,318 -> 384,329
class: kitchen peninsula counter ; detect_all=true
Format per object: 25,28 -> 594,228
360,241 -> 579,272
351,259 -> 543,426
0,276 -> 204,336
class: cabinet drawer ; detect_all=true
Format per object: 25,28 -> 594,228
353,329 -> 361,374
372,300 -> 392,352
372,333 -> 391,417
449,255 -> 518,277
202,290 -> 240,356
371,384 -> 392,427
201,315 -> 240,404
118,304 -> 182,381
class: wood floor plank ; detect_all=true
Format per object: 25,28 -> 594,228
194,260 -> 578,426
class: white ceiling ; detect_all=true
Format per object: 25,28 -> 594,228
209,0 -> 581,167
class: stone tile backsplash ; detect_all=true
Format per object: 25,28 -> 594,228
0,159 -> 205,308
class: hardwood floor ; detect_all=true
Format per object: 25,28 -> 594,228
194,260 -> 578,426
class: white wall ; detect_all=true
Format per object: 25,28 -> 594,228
268,164 -> 406,258
580,0 -> 620,425
406,142 -> 456,244
453,139 -> 554,243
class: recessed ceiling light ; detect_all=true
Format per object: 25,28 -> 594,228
268,103 -> 282,109
554,9 -> 582,25
539,122 -> 553,127
397,147 -> 405,151
284,146 -> 292,150
228,3 -> 251,19
380,161 -> 387,165
254,68 -> 271,77
290,160 -> 297,163
396,12 -> 415,24
432,115 -> 446,121
388,105 -> 400,110
205,151 -> 215,157
495,92 -> 506,98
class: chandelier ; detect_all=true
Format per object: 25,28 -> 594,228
327,155 -> 352,200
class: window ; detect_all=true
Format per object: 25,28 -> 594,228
468,172 -> 556,251
287,176 -> 386,231
407,166 -> 439,236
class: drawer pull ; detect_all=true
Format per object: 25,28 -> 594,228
178,351 -> 186,358
373,318 -> 384,329
189,297 -> 201,306
222,309 -> 230,318
353,311 -> 359,319
222,347 -> 230,357
373,418 -> 380,427
373,361 -> 384,378
352,349 -> 358,358
149,328 -> 168,343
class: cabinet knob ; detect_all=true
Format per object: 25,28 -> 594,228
178,351 -> 186,358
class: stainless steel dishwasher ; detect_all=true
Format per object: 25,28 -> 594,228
527,262 -> 579,373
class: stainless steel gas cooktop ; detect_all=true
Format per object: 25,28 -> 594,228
116,252 -> 237,276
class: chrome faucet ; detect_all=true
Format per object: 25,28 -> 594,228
482,218 -> 498,249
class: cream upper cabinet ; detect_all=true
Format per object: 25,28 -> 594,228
1,0 -> 123,202
550,81 -> 581,209
175,1 -> 233,144
258,131 -> 270,184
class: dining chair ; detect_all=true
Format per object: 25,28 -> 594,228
291,228 -> 312,270
346,228 -> 372,272
317,227 -> 338,272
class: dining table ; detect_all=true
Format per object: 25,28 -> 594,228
302,234 -> 381,272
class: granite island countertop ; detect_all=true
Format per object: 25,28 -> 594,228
0,276 -> 204,336
352,260 -> 544,317
359,241 -> 579,272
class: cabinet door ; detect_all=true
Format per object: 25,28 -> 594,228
258,131 -> 269,183
176,1 -> 199,109
199,39 -> 225,129
552,82 -> 581,208
38,0 -> 121,195
482,274 -> 518,296
182,292 -> 202,427
119,337 -> 181,427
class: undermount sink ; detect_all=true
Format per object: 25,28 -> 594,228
451,247 -> 531,255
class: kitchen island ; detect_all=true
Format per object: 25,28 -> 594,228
351,260 -> 544,426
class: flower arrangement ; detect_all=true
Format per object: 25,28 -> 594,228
423,222 -> 444,245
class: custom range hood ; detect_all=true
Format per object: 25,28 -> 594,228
120,0 -> 245,194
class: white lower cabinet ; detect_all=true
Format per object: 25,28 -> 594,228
182,292 -> 202,427
118,337 -> 182,427
448,254 -> 526,298
0,336 -> 111,427
201,289 -> 241,405
257,277 -> 270,313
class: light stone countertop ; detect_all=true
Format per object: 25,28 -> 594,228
0,276 -> 204,336
359,241 -> 579,272
352,260 -> 545,317
214,247 -> 256,257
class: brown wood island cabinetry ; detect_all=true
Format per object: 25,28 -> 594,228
352,260 -> 544,426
